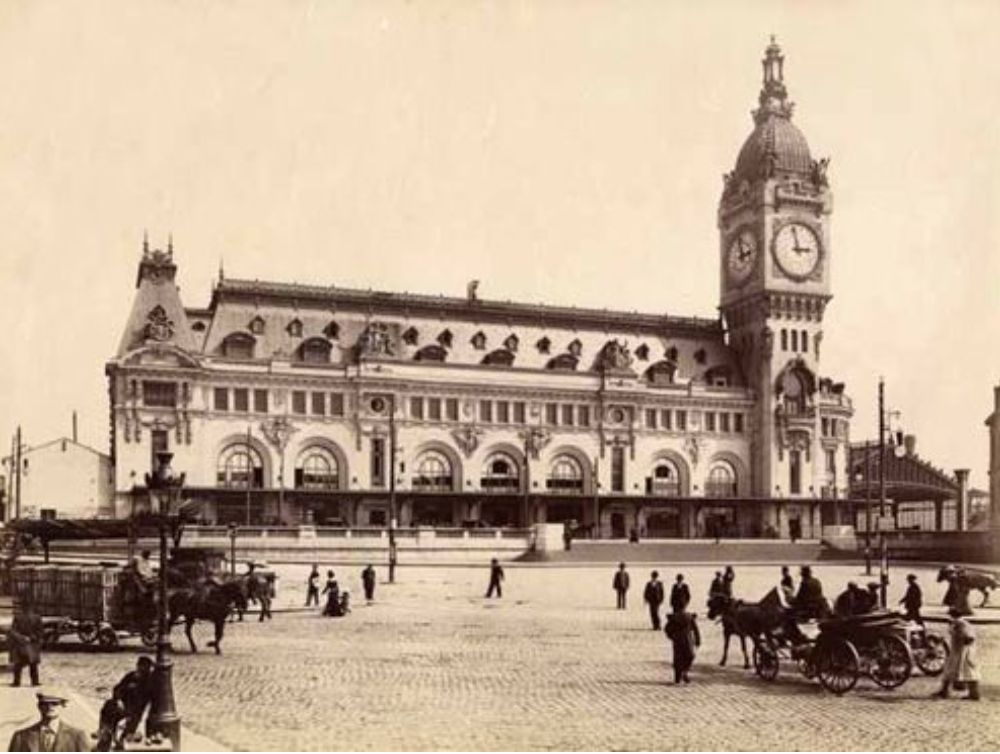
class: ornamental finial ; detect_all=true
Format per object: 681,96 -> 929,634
754,36 -> 793,124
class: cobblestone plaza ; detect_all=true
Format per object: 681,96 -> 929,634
36,563 -> 1000,751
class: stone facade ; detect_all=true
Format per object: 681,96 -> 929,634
104,40 -> 854,538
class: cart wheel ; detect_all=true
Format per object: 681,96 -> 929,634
753,643 -> 780,681
870,634 -> 913,689
816,639 -> 860,695
77,622 -> 99,644
97,627 -> 119,650
914,634 -> 949,677
140,626 -> 158,648
42,624 -> 61,648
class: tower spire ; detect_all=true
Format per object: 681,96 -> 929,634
755,36 -> 793,124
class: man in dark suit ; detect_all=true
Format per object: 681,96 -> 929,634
899,573 -> 923,625
612,563 -> 630,609
361,565 -> 377,602
643,571 -> 665,630
670,574 -> 691,614
8,687 -> 90,752
9,599 -> 43,687
485,558 -> 505,598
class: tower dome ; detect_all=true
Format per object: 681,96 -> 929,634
728,38 -> 814,187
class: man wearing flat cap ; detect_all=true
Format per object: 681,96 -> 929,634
8,687 -> 90,751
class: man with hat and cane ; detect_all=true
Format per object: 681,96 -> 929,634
8,687 -> 90,751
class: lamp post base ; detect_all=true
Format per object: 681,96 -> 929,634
148,654 -> 182,751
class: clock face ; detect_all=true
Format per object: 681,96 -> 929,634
727,229 -> 757,282
773,222 -> 821,279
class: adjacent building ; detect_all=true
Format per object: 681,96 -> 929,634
104,40 -> 855,538
1,438 -> 113,520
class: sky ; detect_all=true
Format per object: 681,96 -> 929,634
0,0 -> 998,489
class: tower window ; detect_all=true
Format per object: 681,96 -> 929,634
292,391 -> 307,415
577,405 -> 590,427
410,397 -> 424,420
254,389 -> 268,413
545,403 -> 558,425
646,409 -> 657,429
143,381 -> 177,408
214,387 -> 229,411
790,330 -> 798,352
234,388 -> 249,413
802,330 -> 809,354
330,393 -> 345,417
480,400 -> 493,423
446,398 -> 459,421
781,329 -> 788,351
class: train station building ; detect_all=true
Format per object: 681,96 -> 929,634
104,40 -> 856,538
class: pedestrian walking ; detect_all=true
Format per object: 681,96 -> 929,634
322,570 -> 343,617
670,574 -> 690,614
9,597 -> 43,687
612,563 -> 630,609
643,571 -> 665,630
8,687 -> 90,752
362,564 -> 377,602
486,558 -> 505,598
664,611 -> 701,684
934,607 -> 980,700
306,564 -> 321,607
900,573 -> 923,625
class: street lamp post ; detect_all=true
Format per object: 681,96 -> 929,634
145,450 -> 185,751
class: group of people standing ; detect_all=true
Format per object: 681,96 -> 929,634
306,563 -> 377,617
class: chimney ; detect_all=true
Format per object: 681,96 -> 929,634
72,411 -> 78,443
903,434 -> 916,457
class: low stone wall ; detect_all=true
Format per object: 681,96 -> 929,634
862,530 -> 1000,566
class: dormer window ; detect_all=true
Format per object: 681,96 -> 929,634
568,339 -> 583,357
415,345 -> 447,362
694,348 -> 707,365
504,334 -> 519,352
536,337 -> 551,354
471,331 -> 487,350
645,360 -> 676,386
299,338 -> 332,365
324,321 -> 340,339
287,319 -> 303,337
437,329 -> 454,348
635,344 -> 650,361
665,346 -> 678,362
222,333 -> 255,360
402,327 -> 419,346
547,353 -> 578,371
483,349 -> 515,367
249,316 -> 265,335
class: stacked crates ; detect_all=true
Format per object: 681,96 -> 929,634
79,567 -> 118,623
11,564 -> 120,623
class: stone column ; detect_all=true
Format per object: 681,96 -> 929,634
955,469 -> 970,531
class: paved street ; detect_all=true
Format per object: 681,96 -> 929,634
27,563 -> 1000,751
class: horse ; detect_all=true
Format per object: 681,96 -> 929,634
167,580 -> 247,654
706,589 -> 786,668
938,566 -> 998,609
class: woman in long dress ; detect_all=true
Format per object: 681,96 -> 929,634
935,607 -> 980,700
321,571 -> 342,617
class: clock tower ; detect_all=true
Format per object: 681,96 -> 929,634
718,38 -> 834,502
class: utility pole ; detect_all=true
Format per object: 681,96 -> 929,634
877,377 -> 888,607
864,441 -> 872,576
14,425 -> 22,520
388,394 -> 398,584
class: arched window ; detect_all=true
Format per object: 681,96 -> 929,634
295,448 -> 339,490
547,455 -> 584,494
648,459 -> 680,496
216,445 -> 264,488
481,453 -> 520,493
706,461 -> 737,498
412,451 -> 453,492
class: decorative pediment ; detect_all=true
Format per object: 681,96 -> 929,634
503,334 -> 519,352
635,344 -> 650,361
568,339 -> 583,357
402,327 -> 419,346
249,316 -> 266,335
470,331 -> 487,350
437,329 -> 454,348
121,343 -> 201,369
536,336 -> 551,354
287,318 -> 303,337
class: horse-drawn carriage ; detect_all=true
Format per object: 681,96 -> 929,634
11,564 -> 158,650
709,587 -> 949,695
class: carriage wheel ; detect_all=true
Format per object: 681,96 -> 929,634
140,626 -> 158,648
77,622 -> 99,644
753,643 -> 780,681
97,627 -> 119,650
869,635 -> 912,689
914,634 -> 949,677
816,639 -> 860,695
41,624 -> 61,648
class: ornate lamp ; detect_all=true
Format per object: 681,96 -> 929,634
145,450 -> 185,750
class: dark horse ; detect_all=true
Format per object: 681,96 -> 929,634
706,589 -> 788,668
938,566 -> 998,609
167,580 -> 247,654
